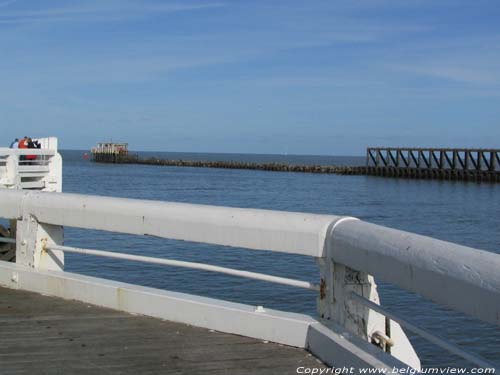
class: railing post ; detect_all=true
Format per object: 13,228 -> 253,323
316,222 -> 421,369
16,214 -> 64,271
1,154 -> 20,189
44,152 -> 63,192
318,224 -> 384,341
318,260 -> 381,340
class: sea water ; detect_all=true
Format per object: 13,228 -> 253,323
61,150 -> 500,368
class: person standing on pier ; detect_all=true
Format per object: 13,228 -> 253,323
18,136 -> 28,148
18,136 -> 28,161
26,138 -> 38,164
9,138 -> 19,148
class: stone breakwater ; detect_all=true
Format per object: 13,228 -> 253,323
94,155 -> 500,182
135,157 -> 361,174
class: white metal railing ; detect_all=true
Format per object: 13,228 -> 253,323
349,293 -> 494,368
46,243 -> 320,291
0,189 -> 499,370
0,137 -> 62,192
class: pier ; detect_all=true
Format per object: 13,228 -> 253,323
1,287 -> 321,374
91,142 -> 136,163
365,148 -> 500,182
90,143 -> 500,183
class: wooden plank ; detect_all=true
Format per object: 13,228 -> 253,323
0,287 -> 325,374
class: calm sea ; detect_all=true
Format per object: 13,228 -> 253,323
60,150 -> 499,368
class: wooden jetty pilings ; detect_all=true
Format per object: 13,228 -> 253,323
90,147 -> 500,183
365,148 -> 500,183
91,142 -> 136,163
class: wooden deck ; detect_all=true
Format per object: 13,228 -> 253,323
0,287 -> 325,374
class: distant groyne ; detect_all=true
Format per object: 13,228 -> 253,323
91,147 -> 500,183
136,157 -> 363,174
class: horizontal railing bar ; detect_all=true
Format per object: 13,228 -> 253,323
0,237 -> 15,244
0,190 -> 341,257
350,293 -> 496,369
331,220 -> 500,327
0,149 -> 55,156
18,161 -> 51,165
46,244 -> 319,291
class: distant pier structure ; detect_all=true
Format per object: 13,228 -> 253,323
89,142 -> 500,183
91,142 -> 134,163
365,147 -> 500,182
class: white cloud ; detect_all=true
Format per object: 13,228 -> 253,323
386,36 -> 500,85
0,1 -> 225,24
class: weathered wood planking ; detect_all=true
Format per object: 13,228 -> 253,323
0,287 -> 325,374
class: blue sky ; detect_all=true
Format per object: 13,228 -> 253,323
1,0 -> 499,155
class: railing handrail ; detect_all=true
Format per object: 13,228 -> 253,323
0,189 -> 342,257
0,148 -> 56,156
0,189 -> 499,327
330,220 -> 500,327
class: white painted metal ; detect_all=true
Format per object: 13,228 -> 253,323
307,322 -> 410,370
0,154 -> 19,188
319,219 -> 421,369
0,189 -> 343,257
3,149 -> 56,156
2,189 -> 498,328
15,214 -> 38,268
0,137 -> 61,192
350,293 -> 497,369
0,189 -> 25,218
0,189 -> 421,367
46,244 -> 319,290
331,220 -> 500,326
35,223 -> 64,271
0,261 -> 410,370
